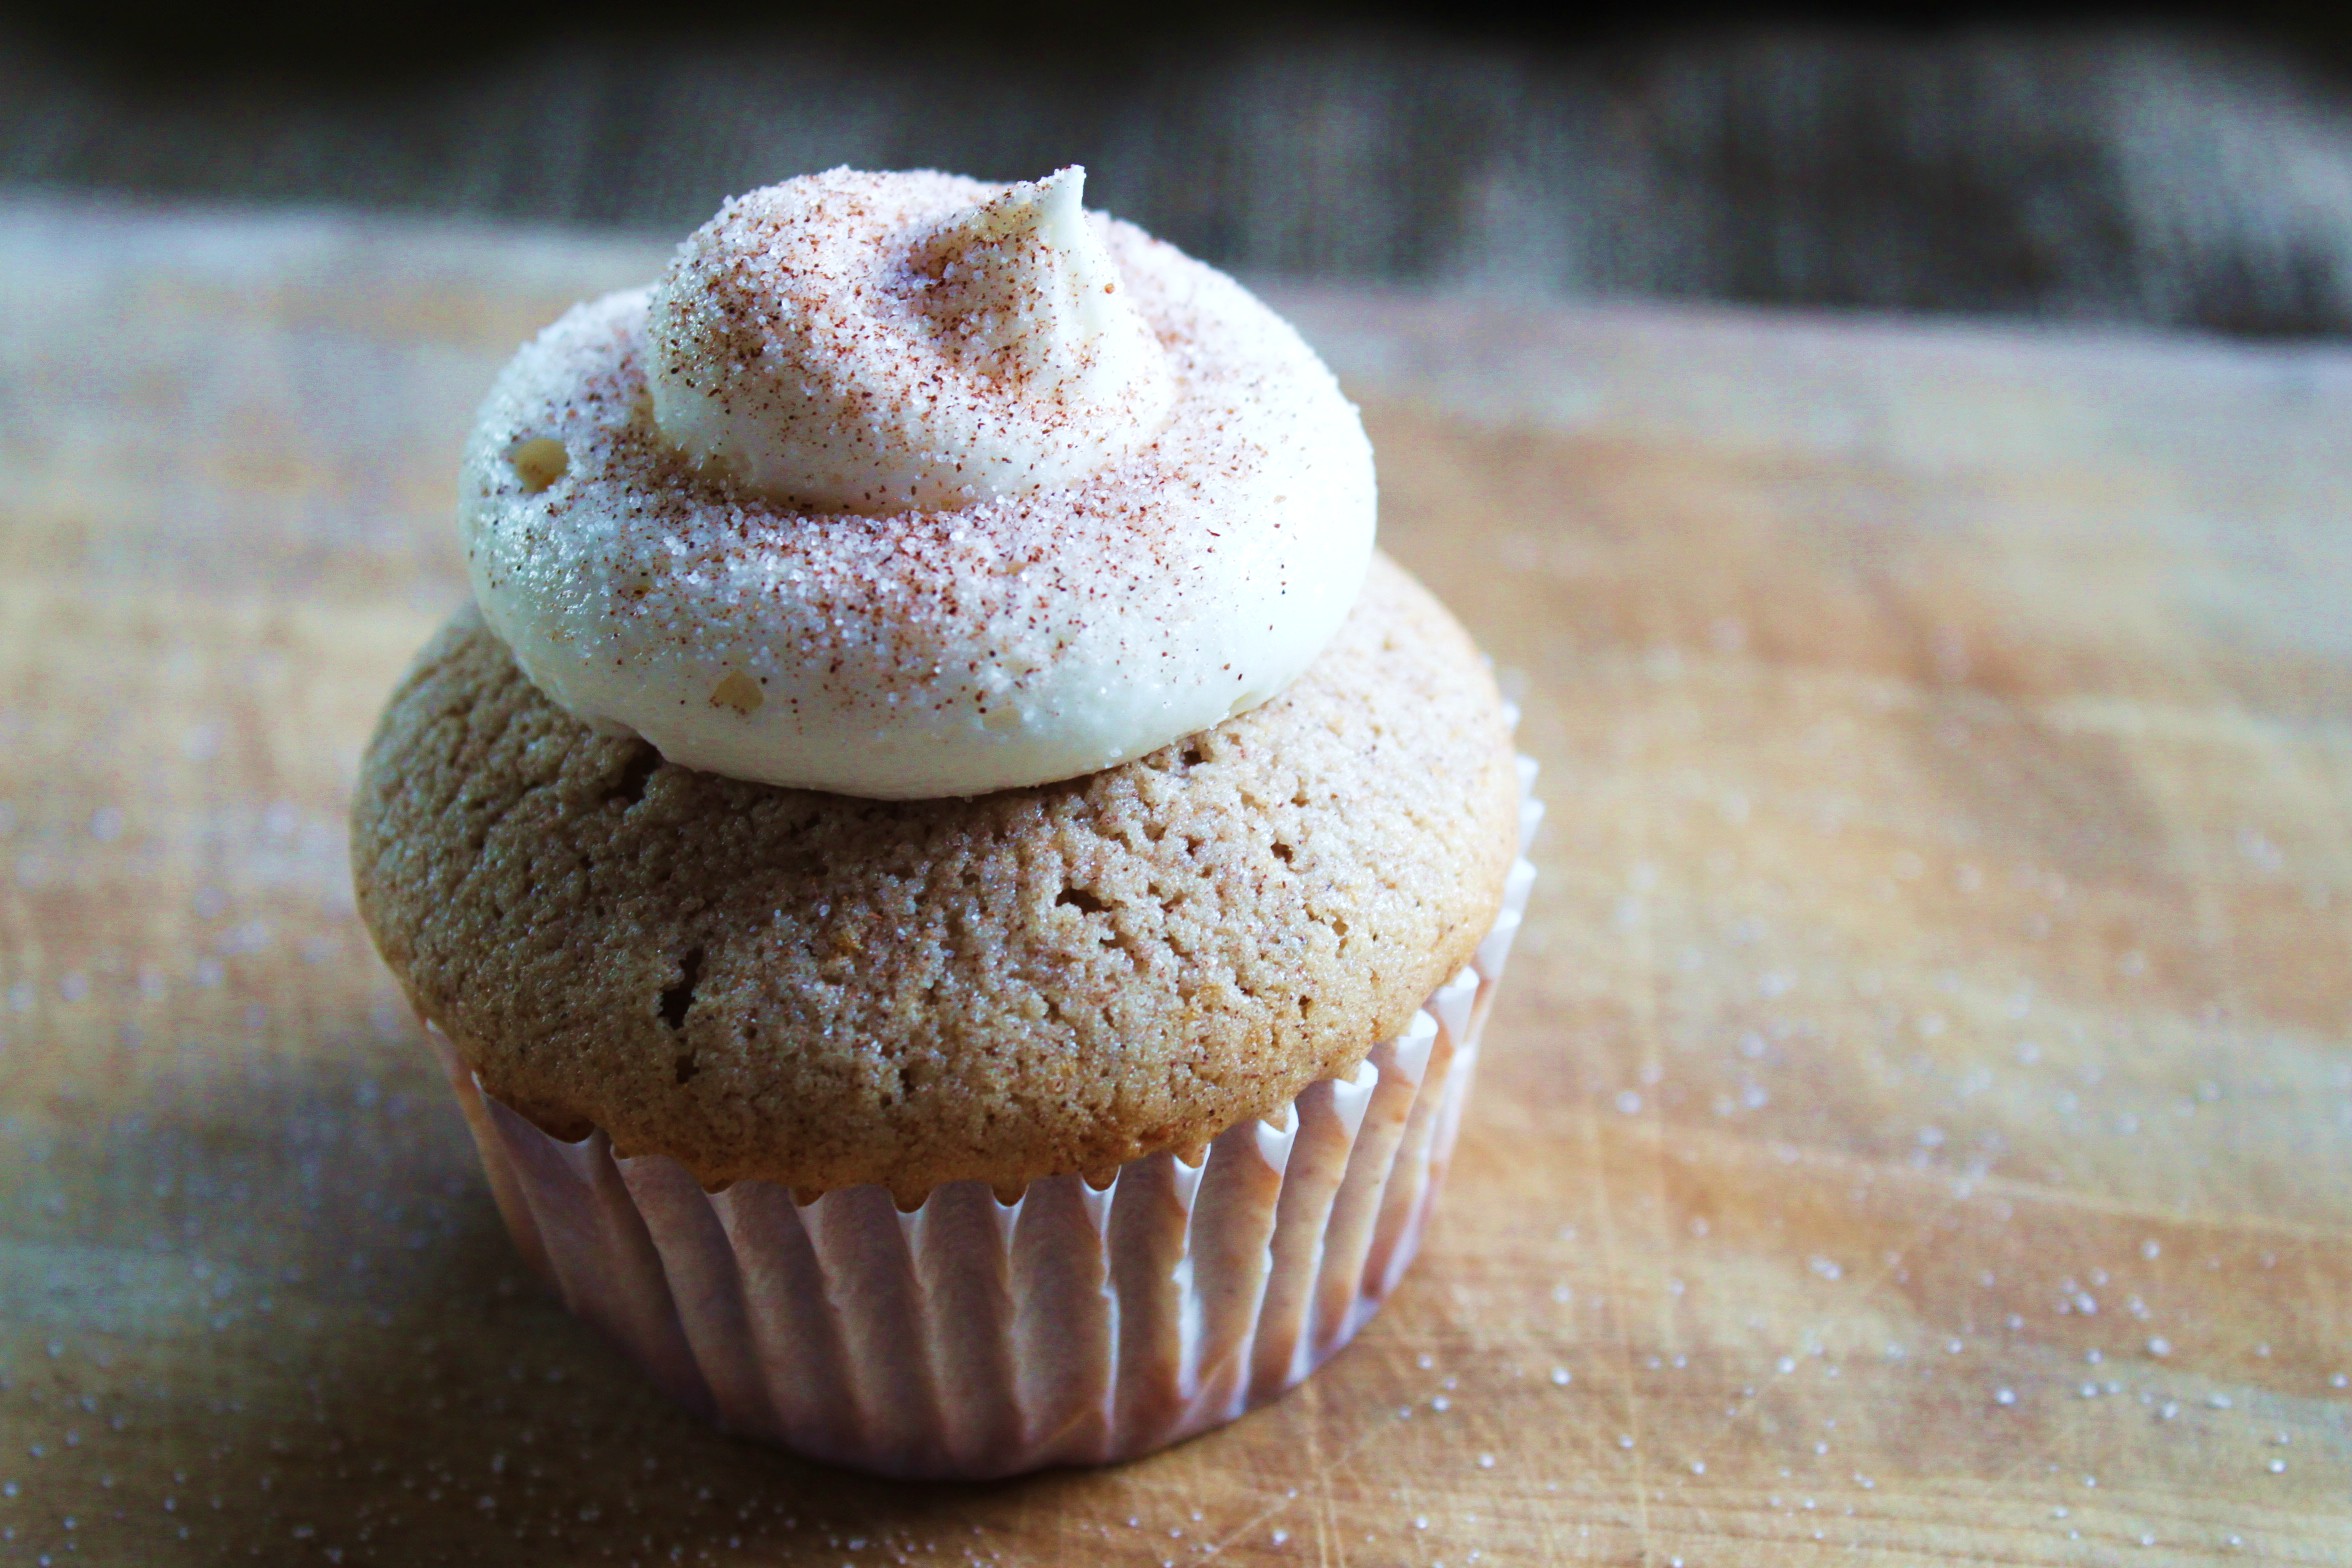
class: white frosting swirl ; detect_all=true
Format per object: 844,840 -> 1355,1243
459,167 -> 1375,800
650,167 -> 1174,513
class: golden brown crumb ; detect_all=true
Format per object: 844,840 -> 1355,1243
351,555 -> 1517,1202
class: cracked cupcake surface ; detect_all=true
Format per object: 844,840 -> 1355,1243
352,557 -> 1519,1203
459,166 -> 1376,801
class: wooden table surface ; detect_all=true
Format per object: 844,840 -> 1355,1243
2,196 -> 2349,1567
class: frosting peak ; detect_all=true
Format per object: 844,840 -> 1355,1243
912,167 -> 1162,399
461,168 -> 1378,799
648,166 -> 1172,515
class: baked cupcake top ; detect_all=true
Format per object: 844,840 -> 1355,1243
354,556 -> 1518,1201
460,167 -> 1376,800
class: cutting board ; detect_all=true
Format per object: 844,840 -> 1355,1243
2,196 -> 2349,1566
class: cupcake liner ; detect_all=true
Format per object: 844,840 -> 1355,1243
429,762 -> 1540,1479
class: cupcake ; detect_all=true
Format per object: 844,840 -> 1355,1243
352,166 -> 1537,1478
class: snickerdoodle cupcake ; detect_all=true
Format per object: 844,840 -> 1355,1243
352,166 -> 1536,1478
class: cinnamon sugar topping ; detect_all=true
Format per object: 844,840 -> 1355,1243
457,167 -> 1376,799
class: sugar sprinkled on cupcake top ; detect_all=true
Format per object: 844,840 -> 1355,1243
458,166 -> 1375,799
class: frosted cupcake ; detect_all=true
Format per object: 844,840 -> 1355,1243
352,167 -> 1537,1478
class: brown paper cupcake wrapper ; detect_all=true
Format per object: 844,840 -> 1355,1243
428,757 -> 1539,1479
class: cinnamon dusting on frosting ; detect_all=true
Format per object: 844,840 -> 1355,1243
647,166 -> 1172,514
459,167 -> 1376,799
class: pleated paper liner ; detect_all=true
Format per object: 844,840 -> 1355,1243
428,756 -> 1539,1479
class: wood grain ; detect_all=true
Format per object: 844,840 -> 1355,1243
2,196 -> 2348,1566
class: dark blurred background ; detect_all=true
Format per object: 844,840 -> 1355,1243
6,2 -> 2352,334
